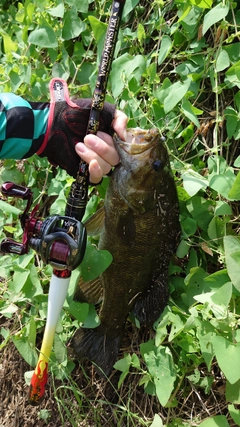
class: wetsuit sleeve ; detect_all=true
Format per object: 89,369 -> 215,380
0,93 -> 49,159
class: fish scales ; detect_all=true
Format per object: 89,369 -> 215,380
69,127 -> 180,376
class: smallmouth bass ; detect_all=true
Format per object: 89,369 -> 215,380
69,127 -> 180,376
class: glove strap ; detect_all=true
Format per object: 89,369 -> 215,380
36,78 -> 76,155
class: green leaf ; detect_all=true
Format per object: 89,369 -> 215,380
207,216 -> 225,241
168,314 -> 185,342
194,282 -> 232,319
144,346 -> 177,407
177,5 -> 192,23
202,3 -> 229,36
226,379 -> 240,403
164,78 -> 191,114
187,196 -> 213,231
214,201 -> 232,216
0,200 -> 21,215
65,0 -> 88,13
0,303 -> 18,318
184,266 -> 208,305
198,416 -> 230,427
228,404 -> 240,426
28,316 -> 36,350
15,7 -> 26,23
234,156 -> 240,168
88,15 -> 107,62
22,264 -> 43,298
196,320 -> 215,369
3,225 -> 17,233
2,33 -> 18,53
150,414 -> 163,427
224,236 -> 240,291
181,217 -> 197,237
111,53 -> 146,97
209,170 -> 236,199
47,3 -> 64,18
54,334 -> 67,364
50,189 -> 67,215
212,335 -> 240,384
204,269 -> 231,290
181,99 -> 201,128
158,35 -> 172,66
48,178 -> 64,196
62,6 -> 86,40
81,304 -> 100,329
228,172 -> 240,200
80,244 -> 113,281
0,167 -> 24,185
176,239 -> 190,258
122,0 -> 141,18
225,60 -> 240,89
114,353 -> 132,373
12,267 -> 30,293
114,353 -> 132,387
12,335 -> 38,367
137,23 -> 146,45
66,301 -> 89,323
182,169 -> 208,196
28,26 -> 58,48
189,0 -> 213,8
88,15 -> 107,43
140,339 -> 156,357
224,106 -> 238,139
210,282 -> 232,308
216,49 -> 230,72
0,327 -> 10,340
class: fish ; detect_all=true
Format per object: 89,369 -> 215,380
68,127 -> 180,376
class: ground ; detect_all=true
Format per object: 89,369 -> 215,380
0,315 -> 232,427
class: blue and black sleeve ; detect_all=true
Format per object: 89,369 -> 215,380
0,93 -> 49,160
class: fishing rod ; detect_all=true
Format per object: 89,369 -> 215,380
65,0 -> 126,221
0,0 -> 125,405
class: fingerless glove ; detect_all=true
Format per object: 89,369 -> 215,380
37,79 -> 115,177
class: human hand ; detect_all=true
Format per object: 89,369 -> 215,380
38,78 -> 121,179
75,110 -> 128,184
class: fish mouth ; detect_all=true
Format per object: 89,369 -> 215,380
117,127 -> 160,155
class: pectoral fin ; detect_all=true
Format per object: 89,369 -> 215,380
84,206 -> 105,236
74,277 -> 103,305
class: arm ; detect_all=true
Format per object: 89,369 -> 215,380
0,85 -> 127,183
0,93 -> 49,159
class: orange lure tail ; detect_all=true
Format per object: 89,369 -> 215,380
29,359 -> 49,405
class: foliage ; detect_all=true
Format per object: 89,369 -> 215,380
1,0 -> 240,425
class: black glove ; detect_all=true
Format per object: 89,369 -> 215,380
37,78 -> 115,177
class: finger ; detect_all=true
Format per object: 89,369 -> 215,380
88,159 -> 104,184
83,133 -> 120,166
112,110 -> 128,141
75,142 -> 113,175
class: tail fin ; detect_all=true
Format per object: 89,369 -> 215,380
68,325 -> 122,376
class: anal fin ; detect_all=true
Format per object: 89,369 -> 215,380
134,278 -> 169,326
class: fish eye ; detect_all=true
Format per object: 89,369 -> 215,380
152,159 -> 163,172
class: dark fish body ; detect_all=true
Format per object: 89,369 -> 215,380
70,128 -> 180,375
